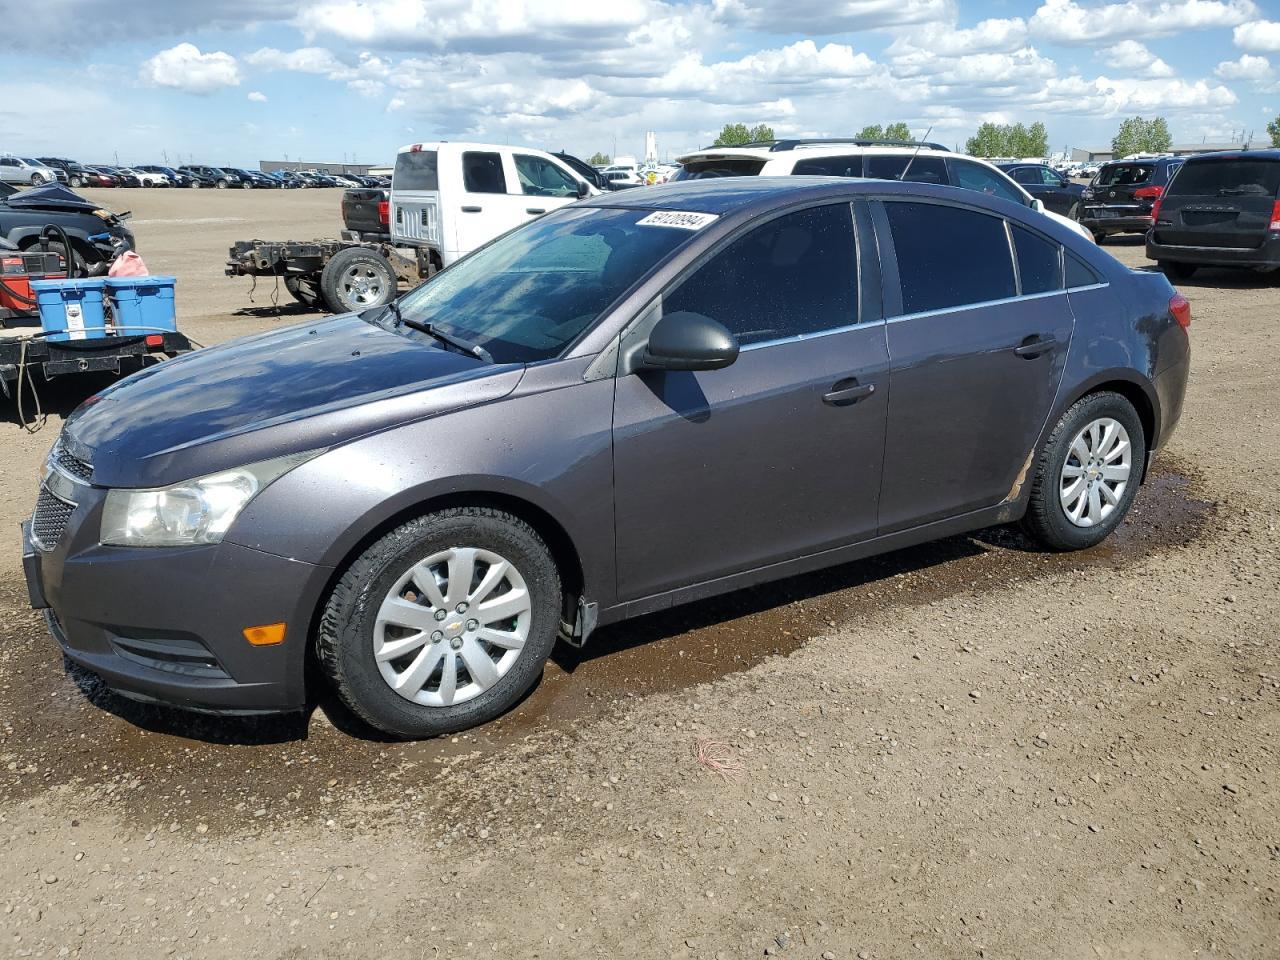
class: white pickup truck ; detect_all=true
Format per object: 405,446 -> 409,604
391,141 -> 598,273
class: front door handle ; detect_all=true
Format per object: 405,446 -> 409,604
461,205 -> 482,213
526,207 -> 546,214
823,379 -> 875,406
1014,335 -> 1058,359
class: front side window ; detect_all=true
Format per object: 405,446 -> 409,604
950,160 -> 1026,205
863,154 -> 948,185
513,154 -> 578,197
462,151 -> 506,194
885,201 -> 1016,315
1039,167 -> 1064,185
389,207 -> 697,363
1010,167 -> 1039,185
662,203 -> 858,347
791,155 -> 863,178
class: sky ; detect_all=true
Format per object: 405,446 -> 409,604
3,0 -> 1279,168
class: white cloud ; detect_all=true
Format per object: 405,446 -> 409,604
1097,40 -> 1175,77
246,46 -> 393,96
1234,19 -> 1280,52
139,43 -> 241,93
887,17 -> 1029,57
1031,0 -> 1257,43
1216,53 -> 1272,80
711,0 -> 950,33
247,90 -> 268,102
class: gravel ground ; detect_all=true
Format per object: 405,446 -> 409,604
0,189 -> 1276,959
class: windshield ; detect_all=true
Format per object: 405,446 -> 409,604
1167,158 -> 1280,198
384,206 -> 700,363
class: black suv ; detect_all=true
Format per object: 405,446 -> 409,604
1080,156 -> 1183,243
995,163 -> 1085,217
1146,150 -> 1280,277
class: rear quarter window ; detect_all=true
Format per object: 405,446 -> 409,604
1011,225 -> 1062,295
1167,158 -> 1280,198
394,150 -> 440,191
864,154 -> 948,185
791,155 -> 863,177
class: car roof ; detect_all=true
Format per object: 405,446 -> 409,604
678,144 -> 949,164
1179,148 -> 1280,162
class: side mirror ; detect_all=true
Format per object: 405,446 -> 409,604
576,180 -> 591,199
1030,198 -> 1046,213
641,311 -> 739,371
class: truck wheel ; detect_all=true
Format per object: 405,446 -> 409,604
284,276 -> 323,310
320,247 -> 397,313
317,507 -> 563,738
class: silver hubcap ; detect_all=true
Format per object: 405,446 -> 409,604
374,547 -> 531,707
342,265 -> 385,305
1060,417 -> 1131,528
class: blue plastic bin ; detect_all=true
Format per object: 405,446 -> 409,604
105,276 -> 177,336
30,278 -> 108,341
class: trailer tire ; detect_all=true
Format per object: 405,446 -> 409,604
320,247 -> 397,314
284,276 -> 323,310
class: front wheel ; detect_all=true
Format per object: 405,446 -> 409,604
1020,392 -> 1146,551
216,179 -> 228,189
30,174 -> 45,186
241,181 -> 253,189
318,508 -> 563,738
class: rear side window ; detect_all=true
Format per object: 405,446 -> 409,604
1009,167 -> 1039,185
394,150 -> 440,191
1011,225 -> 1062,295
1066,253 -> 1101,288
864,154 -> 948,185
663,203 -> 858,346
1166,158 -> 1280,198
671,158 -> 766,180
885,201 -> 1016,314
1096,164 -> 1152,187
791,155 -> 863,177
462,151 -> 506,194
949,160 -> 1026,205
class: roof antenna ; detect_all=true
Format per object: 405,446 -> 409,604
898,126 -> 933,181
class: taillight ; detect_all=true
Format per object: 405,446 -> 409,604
1150,195 -> 1163,223
1270,200 -> 1280,232
378,200 -> 389,225
1169,293 -> 1191,329
1133,185 -> 1163,200
145,334 -> 164,347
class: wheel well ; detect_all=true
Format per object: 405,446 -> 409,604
1084,380 -> 1156,477
310,491 -> 586,648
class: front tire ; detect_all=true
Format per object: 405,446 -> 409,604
30,174 -> 45,186
216,179 -> 228,189
1020,391 -> 1146,551
318,508 -> 563,738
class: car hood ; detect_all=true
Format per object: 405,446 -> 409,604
1,183 -> 101,213
64,314 -> 525,488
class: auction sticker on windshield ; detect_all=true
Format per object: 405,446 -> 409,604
636,211 -> 719,230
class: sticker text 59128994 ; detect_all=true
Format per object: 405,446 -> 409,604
636,211 -> 720,230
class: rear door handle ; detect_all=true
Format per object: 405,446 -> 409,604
461,205 -> 482,213
1014,336 -> 1058,359
526,207 -> 546,214
822,379 -> 875,406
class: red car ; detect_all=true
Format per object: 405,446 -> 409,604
83,167 -> 120,187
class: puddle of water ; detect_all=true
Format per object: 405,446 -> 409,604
0,464 -> 1214,823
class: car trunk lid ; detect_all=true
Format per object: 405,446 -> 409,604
1154,155 -> 1280,249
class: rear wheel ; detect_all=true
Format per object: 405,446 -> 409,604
318,508 -> 562,738
1020,391 -> 1146,551
319,246 -> 397,313
1092,231 -> 1107,244
283,275 -> 322,309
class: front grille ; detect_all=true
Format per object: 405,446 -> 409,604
53,444 -> 92,482
31,489 -> 74,550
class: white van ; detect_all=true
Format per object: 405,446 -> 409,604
391,142 -> 597,269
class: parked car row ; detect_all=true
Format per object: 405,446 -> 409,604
5,154 -> 388,190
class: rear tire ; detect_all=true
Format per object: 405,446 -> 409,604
1020,391 -> 1146,551
317,508 -> 562,739
283,275 -> 322,309
1092,231 -> 1106,244
319,246 -> 397,313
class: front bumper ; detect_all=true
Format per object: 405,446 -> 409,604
1146,233 -> 1280,270
21,489 -> 332,714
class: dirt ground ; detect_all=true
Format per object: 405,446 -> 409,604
0,188 -> 1276,960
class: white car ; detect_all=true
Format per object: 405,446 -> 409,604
390,141 -> 599,269
122,166 -> 169,187
0,156 -> 60,187
674,139 -> 1095,243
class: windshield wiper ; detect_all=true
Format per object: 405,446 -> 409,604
399,315 -> 493,363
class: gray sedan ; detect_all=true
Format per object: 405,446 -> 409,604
25,177 -> 1190,738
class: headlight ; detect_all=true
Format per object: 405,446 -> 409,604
100,451 -> 319,547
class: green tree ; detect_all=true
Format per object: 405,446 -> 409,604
1269,115 -> 1280,148
587,152 -> 610,166
713,123 -> 752,146
1026,121 -> 1049,156
748,123 -> 775,142
855,124 -> 884,140
883,122 -> 912,141
1111,116 -> 1173,157
965,121 -> 1051,157
965,122 -> 1008,157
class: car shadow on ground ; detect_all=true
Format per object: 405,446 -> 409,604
58,531 -> 996,747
